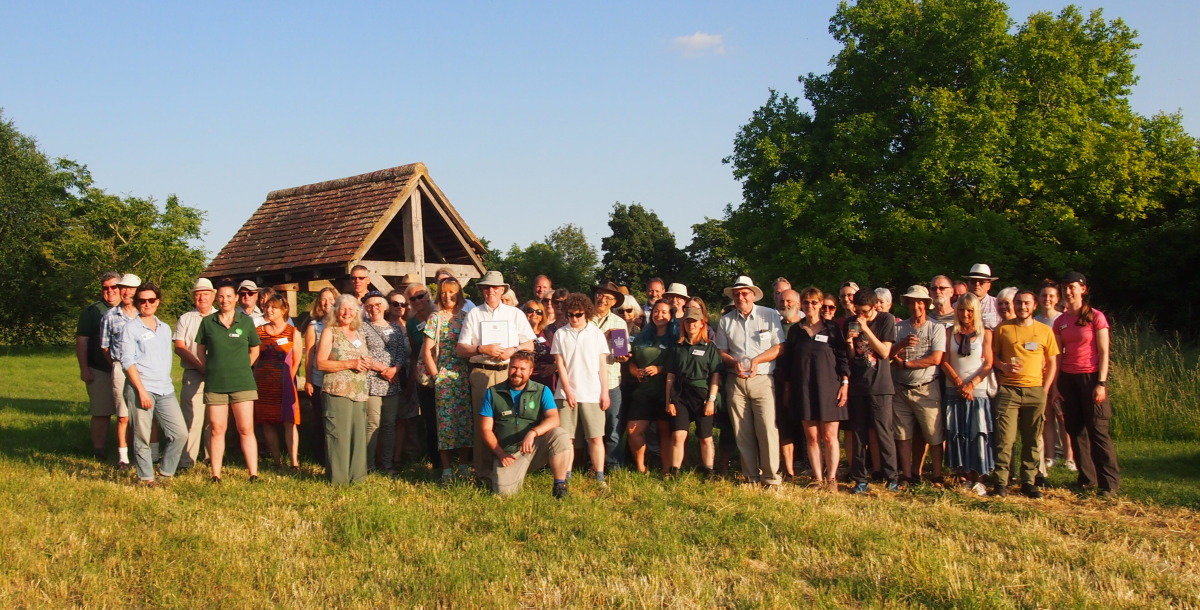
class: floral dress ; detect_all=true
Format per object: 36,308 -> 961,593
425,310 -> 471,451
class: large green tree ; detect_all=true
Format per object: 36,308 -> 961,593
683,217 -> 744,307
600,202 -> 685,294
0,111 -> 208,343
724,0 -> 1200,313
480,223 -> 599,299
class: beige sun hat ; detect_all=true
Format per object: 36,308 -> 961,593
663,283 -> 690,300
117,273 -> 142,288
237,279 -> 260,293
475,270 -> 509,290
191,277 -> 215,292
723,275 -> 764,302
900,285 -> 932,303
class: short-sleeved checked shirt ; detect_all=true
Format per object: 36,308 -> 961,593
591,311 -> 625,390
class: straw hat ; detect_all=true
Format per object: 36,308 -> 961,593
663,283 -> 690,300
723,275 -> 764,302
117,273 -> 142,288
191,278 -> 215,292
899,285 -> 932,303
475,270 -> 509,290
963,263 -> 998,281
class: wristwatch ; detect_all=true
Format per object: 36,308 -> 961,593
1096,380 -> 1107,387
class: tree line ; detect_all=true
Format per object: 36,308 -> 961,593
0,111 -> 207,344
5,0 -> 1198,343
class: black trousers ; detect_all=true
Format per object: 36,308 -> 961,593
416,384 -> 438,466
849,394 -> 898,484
1058,372 -> 1121,492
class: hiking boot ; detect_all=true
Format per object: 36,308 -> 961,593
1098,489 -> 1118,499
851,482 -> 869,495
1034,473 -> 1047,488
552,481 -> 569,500
1021,483 -> 1043,499
116,461 -> 131,471
993,484 -> 1008,497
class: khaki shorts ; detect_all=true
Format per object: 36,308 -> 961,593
204,390 -> 259,405
86,367 -> 116,417
491,427 -> 572,496
893,382 -> 943,444
556,400 -> 605,440
110,364 -> 130,419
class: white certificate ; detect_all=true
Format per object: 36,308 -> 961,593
480,320 -> 511,348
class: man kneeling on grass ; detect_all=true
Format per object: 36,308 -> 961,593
480,351 -> 573,498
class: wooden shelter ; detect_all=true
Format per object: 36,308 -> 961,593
204,163 -> 487,312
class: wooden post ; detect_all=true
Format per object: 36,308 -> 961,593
401,190 -> 425,278
272,283 -> 299,318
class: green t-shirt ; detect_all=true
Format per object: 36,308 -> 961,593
76,301 -> 112,372
666,340 -> 725,387
196,311 -> 262,393
406,317 -> 426,358
631,335 -> 672,397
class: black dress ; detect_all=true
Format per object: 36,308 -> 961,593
777,320 -> 851,422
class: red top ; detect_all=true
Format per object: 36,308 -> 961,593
1053,309 -> 1109,375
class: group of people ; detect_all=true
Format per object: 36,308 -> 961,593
75,261 -> 1120,500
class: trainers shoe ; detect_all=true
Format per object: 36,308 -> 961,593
851,482 -> 869,495
440,470 -> 454,485
1065,459 -> 1078,472
886,481 -> 901,492
993,484 -> 1008,497
1021,483 -> 1043,499
552,481 -> 569,499
1045,458 -> 1056,469
972,482 -> 989,496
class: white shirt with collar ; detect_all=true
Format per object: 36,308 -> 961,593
715,305 -> 786,376
458,301 -> 536,353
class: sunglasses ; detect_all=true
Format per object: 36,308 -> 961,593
102,285 -> 120,292
411,293 -> 428,301
523,308 -> 544,315
136,298 -> 160,305
566,312 -> 586,319
820,305 -> 837,311
390,301 -> 407,308
351,276 -> 370,281
967,279 -> 990,285
803,300 -> 822,306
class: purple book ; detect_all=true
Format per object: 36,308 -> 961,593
609,328 -> 630,358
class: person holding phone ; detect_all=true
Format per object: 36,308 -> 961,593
845,289 -> 898,494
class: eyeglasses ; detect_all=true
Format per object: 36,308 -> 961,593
102,285 -> 120,292
933,285 -> 953,291
390,301 -> 407,308
351,275 -> 369,281
967,279 -> 990,285
566,312 -> 586,319
523,308 -> 544,315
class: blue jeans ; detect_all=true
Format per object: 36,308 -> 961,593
603,388 -> 624,468
124,382 -> 187,481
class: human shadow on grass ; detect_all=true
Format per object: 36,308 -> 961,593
1120,450 -> 1200,482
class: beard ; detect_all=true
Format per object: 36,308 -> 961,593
932,295 -> 949,310
779,305 -> 800,320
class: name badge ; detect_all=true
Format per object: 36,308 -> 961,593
351,339 -> 363,348
276,337 -> 289,345
140,331 -> 154,341
691,348 -> 706,356
228,333 -> 240,338
536,336 -> 546,344
814,334 -> 829,343
1024,341 -> 1039,351
944,322 -> 954,329
499,410 -> 513,416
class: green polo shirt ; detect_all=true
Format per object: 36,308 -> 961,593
666,339 -> 724,386
76,301 -> 112,372
195,311 -> 262,393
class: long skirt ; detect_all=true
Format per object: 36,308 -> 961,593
945,393 -> 995,476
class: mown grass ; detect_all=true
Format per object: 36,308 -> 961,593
2,343 -> 1200,608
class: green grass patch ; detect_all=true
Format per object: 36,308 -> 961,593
2,338 -> 1200,607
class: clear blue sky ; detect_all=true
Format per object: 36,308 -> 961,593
3,0 -> 1197,261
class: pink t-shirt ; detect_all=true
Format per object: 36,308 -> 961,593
1053,309 -> 1109,374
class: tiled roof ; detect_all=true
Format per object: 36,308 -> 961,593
204,163 -> 481,278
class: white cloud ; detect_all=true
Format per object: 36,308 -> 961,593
671,32 -> 726,57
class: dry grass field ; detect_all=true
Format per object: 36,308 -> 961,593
1,343 -> 1198,608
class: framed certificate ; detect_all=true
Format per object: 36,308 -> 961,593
480,320 -> 511,348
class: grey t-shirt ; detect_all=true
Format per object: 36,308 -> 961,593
892,318 -> 947,386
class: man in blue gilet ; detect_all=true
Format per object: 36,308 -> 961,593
480,351 -> 573,498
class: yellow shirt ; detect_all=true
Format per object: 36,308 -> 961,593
992,319 -> 1059,388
